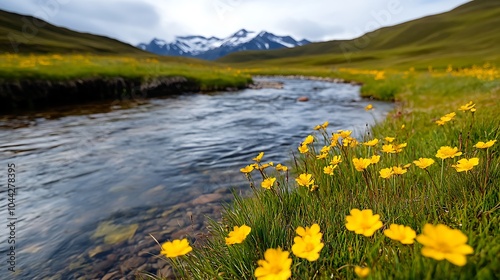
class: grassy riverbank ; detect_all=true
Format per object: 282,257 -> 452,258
150,66 -> 500,279
0,54 -> 251,89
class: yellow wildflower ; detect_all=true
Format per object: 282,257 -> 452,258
379,168 -> 393,179
160,238 -> 193,258
452,158 -> 479,173
458,101 -> 475,112
323,165 -> 337,175
384,224 -> 416,244
303,135 -> 314,145
253,152 -> 264,162
240,165 -> 254,174
295,173 -> 314,188
370,155 -> 380,164
354,266 -> 370,278
474,140 -> 496,149
330,155 -> 342,165
292,235 -> 324,262
365,104 -> 373,111
338,130 -> 352,138
225,225 -> 251,245
296,223 -> 322,238
275,164 -> 288,172
316,153 -> 328,160
298,144 -> 309,154
384,137 -> 395,143
392,166 -> 407,175
255,248 -> 292,280
320,145 -> 331,154
416,224 -> 474,266
345,209 -> 383,237
436,146 -> 462,160
436,119 -> 446,126
381,144 -> 396,153
331,133 -> 341,145
413,158 -> 435,169
363,138 -> 379,147
314,121 -> 329,130
395,143 -> 407,153
261,177 -> 277,189
352,158 -> 372,171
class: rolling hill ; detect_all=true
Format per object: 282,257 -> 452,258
218,0 -> 500,69
0,9 -> 146,54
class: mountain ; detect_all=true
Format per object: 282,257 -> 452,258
0,10 -> 146,55
218,0 -> 500,69
138,29 -> 310,60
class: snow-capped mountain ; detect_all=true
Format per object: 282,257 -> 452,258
137,29 -> 310,60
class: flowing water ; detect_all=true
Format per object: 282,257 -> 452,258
0,78 -> 393,279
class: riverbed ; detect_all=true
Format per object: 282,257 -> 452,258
0,77 -> 393,279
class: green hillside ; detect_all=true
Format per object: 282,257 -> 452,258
0,9 -> 146,54
219,0 -> 500,69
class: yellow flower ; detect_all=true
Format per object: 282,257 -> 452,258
295,173 -> 314,188
383,224 -> 416,244
323,165 -> 337,175
395,143 -> 407,153
392,166 -> 407,175
292,235 -> 324,261
343,137 -> 358,147
298,144 -> 309,154
296,223 -> 322,238
330,155 -> 342,165
381,144 -> 396,153
452,158 -> 479,173
303,135 -> 314,145
240,165 -> 254,174
416,224 -> 474,266
384,137 -> 395,143
275,164 -> 288,172
363,138 -> 379,147
413,158 -> 435,169
436,146 -> 462,160
352,158 -> 372,171
331,133 -> 341,145
345,209 -> 383,237
316,153 -> 328,160
253,152 -> 264,162
365,104 -> 373,111
458,101 -> 475,112
338,130 -> 352,138
225,225 -> 251,245
160,238 -> 193,258
255,248 -> 292,280
354,266 -> 370,278
261,177 -> 277,189
370,155 -> 380,164
379,168 -> 393,179
320,145 -> 331,154
401,124 -> 405,129
442,112 -> 456,121
436,119 -> 447,126
474,140 -> 497,149
321,121 -> 329,129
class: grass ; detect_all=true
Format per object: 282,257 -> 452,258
145,67 -> 500,279
0,53 -> 252,90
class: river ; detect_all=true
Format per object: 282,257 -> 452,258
0,77 -> 392,279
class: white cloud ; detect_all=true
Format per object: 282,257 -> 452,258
0,0 -> 471,45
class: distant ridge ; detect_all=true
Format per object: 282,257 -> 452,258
137,29 -> 310,60
218,0 -> 500,68
0,9 -> 146,54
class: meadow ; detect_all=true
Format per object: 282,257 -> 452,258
148,65 -> 500,279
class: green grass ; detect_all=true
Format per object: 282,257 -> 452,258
0,54 -> 251,89
218,0 -> 500,70
146,69 -> 500,279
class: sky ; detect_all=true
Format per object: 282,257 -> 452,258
1,0 -> 471,46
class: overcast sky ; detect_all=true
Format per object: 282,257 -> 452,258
1,0 -> 470,45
